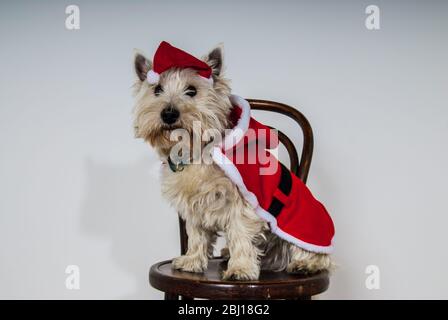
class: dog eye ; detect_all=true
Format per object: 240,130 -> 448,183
185,86 -> 197,97
154,85 -> 163,96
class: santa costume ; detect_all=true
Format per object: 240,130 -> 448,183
148,41 -> 335,254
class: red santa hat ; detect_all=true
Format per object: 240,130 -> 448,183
146,41 -> 213,84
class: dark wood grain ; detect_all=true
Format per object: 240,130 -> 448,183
178,217 -> 188,256
151,258 -> 329,300
150,99 -> 326,300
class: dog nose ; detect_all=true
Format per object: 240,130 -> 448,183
160,106 -> 180,125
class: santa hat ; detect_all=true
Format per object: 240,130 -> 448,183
146,41 -> 213,84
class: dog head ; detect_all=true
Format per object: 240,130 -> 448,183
132,45 -> 231,156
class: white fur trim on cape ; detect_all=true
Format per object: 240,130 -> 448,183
211,147 -> 259,209
212,95 -> 334,254
216,95 -> 251,151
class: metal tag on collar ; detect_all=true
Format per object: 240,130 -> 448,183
167,156 -> 185,172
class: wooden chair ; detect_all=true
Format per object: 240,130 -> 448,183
149,99 -> 329,300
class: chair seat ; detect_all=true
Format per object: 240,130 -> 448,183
149,258 -> 329,300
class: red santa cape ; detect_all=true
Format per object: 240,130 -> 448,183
212,95 -> 335,254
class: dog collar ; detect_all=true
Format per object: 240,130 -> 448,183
167,156 -> 186,173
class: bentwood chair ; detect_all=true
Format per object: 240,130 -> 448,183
149,99 -> 330,300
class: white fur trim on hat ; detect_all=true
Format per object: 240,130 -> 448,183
146,70 -> 160,84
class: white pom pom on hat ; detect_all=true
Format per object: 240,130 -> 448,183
146,70 -> 160,84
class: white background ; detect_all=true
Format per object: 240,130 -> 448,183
1,0 -> 447,299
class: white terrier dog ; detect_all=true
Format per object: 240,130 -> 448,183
133,42 -> 334,280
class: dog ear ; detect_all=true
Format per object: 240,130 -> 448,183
134,50 -> 152,82
204,44 -> 224,78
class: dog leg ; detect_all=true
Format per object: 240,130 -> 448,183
222,206 -> 262,281
172,219 -> 211,273
287,244 -> 332,274
220,247 -> 230,260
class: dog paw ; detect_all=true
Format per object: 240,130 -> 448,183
222,266 -> 259,281
287,260 -> 312,274
287,254 -> 333,274
172,255 -> 206,273
287,260 -> 326,274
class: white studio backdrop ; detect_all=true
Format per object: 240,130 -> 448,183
0,0 -> 447,299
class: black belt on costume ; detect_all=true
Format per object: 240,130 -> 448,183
267,163 -> 293,217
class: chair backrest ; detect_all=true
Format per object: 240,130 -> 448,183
178,99 -> 314,254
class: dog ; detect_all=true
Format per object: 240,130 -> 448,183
132,42 -> 333,280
